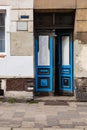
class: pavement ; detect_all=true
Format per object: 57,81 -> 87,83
0,96 -> 87,130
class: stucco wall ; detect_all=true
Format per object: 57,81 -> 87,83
34,0 -> 87,9
74,6 -> 87,78
0,0 -> 33,8
10,32 -> 33,56
0,0 -> 34,78
74,40 -> 87,77
34,0 -> 76,9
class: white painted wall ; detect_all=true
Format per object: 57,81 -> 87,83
0,56 -> 34,78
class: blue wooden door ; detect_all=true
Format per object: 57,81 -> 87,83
58,32 -> 73,93
35,35 -> 53,92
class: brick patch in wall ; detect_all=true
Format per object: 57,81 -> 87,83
6,78 -> 34,91
75,77 -> 87,101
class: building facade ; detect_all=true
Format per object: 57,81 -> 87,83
0,0 -> 87,98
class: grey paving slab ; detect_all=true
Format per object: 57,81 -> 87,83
59,124 -> 75,128
63,111 -> 80,119
0,128 -> 11,130
77,107 -> 87,112
57,112 -> 70,120
75,126 -> 87,128
73,121 -> 87,126
13,112 -> 25,117
59,120 -> 73,125
43,128 -> 83,130
0,120 -> 10,126
13,128 -> 40,130
22,121 -> 35,127
35,123 -> 47,128
23,117 -> 35,122
47,115 -> 59,126
10,120 -> 22,124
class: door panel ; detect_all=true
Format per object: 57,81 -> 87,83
35,35 -> 53,92
58,33 -> 73,93
38,36 -> 50,66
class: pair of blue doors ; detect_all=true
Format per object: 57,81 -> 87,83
35,32 -> 73,94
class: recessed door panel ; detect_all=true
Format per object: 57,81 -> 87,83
35,35 -> 53,92
62,36 -> 69,65
38,36 -> 50,66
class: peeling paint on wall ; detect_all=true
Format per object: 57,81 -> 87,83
74,40 -> 87,77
